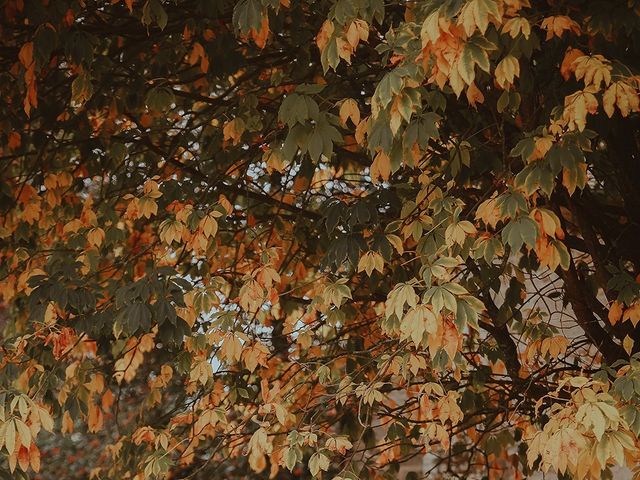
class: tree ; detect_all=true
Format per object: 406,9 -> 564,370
0,0 -> 639,478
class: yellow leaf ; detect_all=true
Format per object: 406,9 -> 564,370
242,342 -> 269,372
608,301 -> 623,325
5,419 -> 16,453
335,37 -> 353,64
371,150 -> 391,183
572,55 -> 612,91
476,196 -> 501,228
86,227 -> 105,247
458,0 -> 502,36
345,21 -> 360,49
308,451 -> 330,476
137,197 -> 158,219
239,278 -> 266,311
400,304 -> 438,346
325,436 -> 353,454
316,20 -> 334,53
603,81 -> 640,118
220,333 -> 243,364
531,208 -> 560,238
339,98 -> 360,126
190,357 -> 214,384
159,219 -> 184,244
353,19 -> 369,43
437,391 -> 463,425
386,283 -> 418,319
61,411 -> 74,434
354,116 -> 369,145
223,118 -> 246,146
386,234 -> 404,255
264,148 -> 287,173
420,11 -> 442,45
495,55 -> 520,89
502,17 -> 531,39
562,89 -> 598,132
357,251 -> 384,276
199,213 -> 219,238
541,15 -> 580,40
143,179 -> 162,198
36,405 -> 54,432
87,404 -> 104,433
218,194 -> 233,214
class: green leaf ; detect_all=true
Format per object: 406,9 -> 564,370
501,216 -> 539,252
145,87 -> 175,111
142,0 -> 168,30
233,0 -> 263,33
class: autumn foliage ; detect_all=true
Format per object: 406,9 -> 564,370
1,0 -> 640,479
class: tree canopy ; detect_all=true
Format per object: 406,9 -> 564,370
1,0 -> 640,478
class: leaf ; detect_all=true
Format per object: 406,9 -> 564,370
466,82 -> 484,108
502,216 -> 539,252
142,0 -> 168,30
458,0 -> 501,36
371,150 -> 391,183
325,436 -> 353,454
560,48 -> 585,81
495,55 -> 520,89
572,55 -> 611,91
5,420 -> 16,453
603,81 -> 640,118
223,118 -> 246,145
357,250 -> 384,276
502,17 -> 531,39
339,98 -> 360,126
562,89 -> 598,132
386,283 -> 419,319
400,304 -> 438,346
608,301 -> 623,325
233,0 -> 263,34
308,451 -> 330,476
541,15 -> 580,40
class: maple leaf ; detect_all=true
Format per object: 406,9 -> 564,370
371,150 -> 391,182
339,98 -> 360,126
563,89 -> 599,131
357,250 -> 384,276
560,48 -> 586,81
502,16 -> 531,39
495,55 -> 520,89
572,55 -> 612,91
458,0 -> 502,36
386,283 -> 419,320
316,20 -> 334,52
603,81 -> 640,117
608,301 -> 623,325
223,118 -> 246,146
541,15 -> 581,40
466,81 -> 485,108
400,304 -> 438,346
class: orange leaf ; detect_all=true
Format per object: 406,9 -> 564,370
466,82 -> 484,108
560,48 -> 584,81
608,301 -> 623,325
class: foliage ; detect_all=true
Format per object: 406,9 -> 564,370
0,0 -> 640,479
